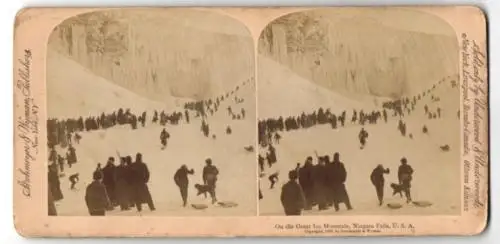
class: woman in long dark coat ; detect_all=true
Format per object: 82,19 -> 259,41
114,158 -> 130,210
48,164 -> 63,201
312,157 -> 329,210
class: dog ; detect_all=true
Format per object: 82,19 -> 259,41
194,184 -> 212,197
440,145 -> 450,152
390,183 -> 405,198
244,145 -> 254,152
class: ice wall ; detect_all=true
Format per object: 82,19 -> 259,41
259,16 -> 459,98
48,11 -> 254,102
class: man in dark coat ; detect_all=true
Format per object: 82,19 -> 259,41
102,157 -> 117,206
298,157 -> 314,210
174,165 -> 195,207
131,153 -> 156,212
48,186 -> 57,216
398,157 -> 414,203
66,145 -> 77,168
370,164 -> 390,206
358,127 -> 369,149
313,157 -> 329,210
331,153 -> 353,211
258,155 -> 265,172
325,155 -> 336,206
114,158 -> 130,211
160,128 -> 170,149
49,147 -> 57,165
57,155 -> 65,173
48,164 -> 63,201
202,158 -> 219,204
281,170 -> 306,216
85,171 -> 110,216
184,110 -> 190,123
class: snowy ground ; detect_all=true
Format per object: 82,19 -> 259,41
258,56 -> 461,216
48,51 -> 257,216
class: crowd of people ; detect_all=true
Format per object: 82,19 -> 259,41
47,77 -> 253,216
278,155 -> 415,215
259,77 -> 457,215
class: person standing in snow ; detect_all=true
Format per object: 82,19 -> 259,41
66,145 -> 77,168
299,157 -> 314,210
398,157 -> 414,203
281,170 -> 306,216
131,153 -> 156,212
202,158 -> 219,204
114,157 -> 131,211
160,128 -> 170,150
358,127 -> 369,149
102,157 -> 117,206
48,186 -> 57,216
48,164 -> 63,201
174,165 -> 195,207
184,110 -> 190,124
331,153 -> 353,211
370,164 -> 390,206
258,155 -> 265,173
57,155 -> 65,173
85,171 -> 110,216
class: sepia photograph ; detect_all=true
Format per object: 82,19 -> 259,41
257,8 -> 461,216
45,9 -> 257,216
13,6 -> 487,237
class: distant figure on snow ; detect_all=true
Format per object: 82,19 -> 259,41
268,172 -> 279,189
274,132 -> 282,144
160,128 -> 170,150
69,173 -> 79,190
66,145 -> 77,168
358,127 -> 369,149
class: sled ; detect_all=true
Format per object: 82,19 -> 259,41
191,203 -> 208,210
412,201 -> 433,207
217,201 -> 238,208
387,203 -> 403,209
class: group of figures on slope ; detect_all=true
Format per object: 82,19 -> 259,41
48,150 -> 221,216
279,154 -> 414,215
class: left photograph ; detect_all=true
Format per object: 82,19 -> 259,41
46,9 -> 257,216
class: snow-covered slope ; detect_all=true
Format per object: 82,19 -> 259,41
48,51 -> 257,216
46,51 -> 179,118
258,55 -> 384,118
258,62 -> 460,215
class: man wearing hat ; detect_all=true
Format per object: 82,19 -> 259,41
398,157 -> 414,203
202,158 -> 219,204
280,170 -> 306,216
85,171 -> 110,216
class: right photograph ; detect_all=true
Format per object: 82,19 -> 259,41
257,8 -> 460,216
